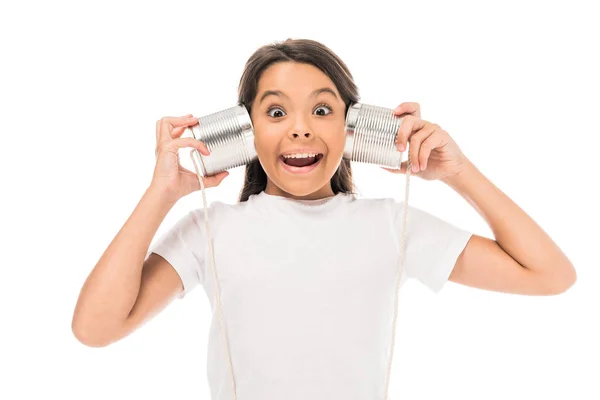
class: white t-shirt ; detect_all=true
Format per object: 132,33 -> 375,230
148,190 -> 473,400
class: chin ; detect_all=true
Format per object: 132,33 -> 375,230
279,182 -> 324,197
267,173 -> 333,198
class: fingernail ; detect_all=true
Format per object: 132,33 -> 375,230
412,165 -> 418,173
398,144 -> 405,152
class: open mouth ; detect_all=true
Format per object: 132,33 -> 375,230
280,153 -> 324,168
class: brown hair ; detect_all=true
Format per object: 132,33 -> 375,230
236,38 -> 360,202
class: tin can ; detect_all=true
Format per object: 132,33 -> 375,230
343,102 -> 403,169
185,104 -> 256,177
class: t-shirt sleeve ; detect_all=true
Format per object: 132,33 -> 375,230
388,199 -> 474,294
146,208 -> 208,299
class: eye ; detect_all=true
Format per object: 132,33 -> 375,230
266,103 -> 334,119
314,103 -> 332,116
267,106 -> 286,118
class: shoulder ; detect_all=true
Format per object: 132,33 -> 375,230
188,199 -> 237,218
348,196 -> 451,230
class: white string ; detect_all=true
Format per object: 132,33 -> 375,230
383,150 -> 412,400
191,149 -> 239,400
190,148 -> 412,400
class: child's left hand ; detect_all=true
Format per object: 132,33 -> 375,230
382,102 -> 470,182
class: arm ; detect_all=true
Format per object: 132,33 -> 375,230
443,160 -> 577,295
71,185 -> 183,347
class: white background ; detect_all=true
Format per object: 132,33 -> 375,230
1,0 -> 598,399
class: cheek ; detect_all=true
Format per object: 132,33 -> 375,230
253,126 -> 280,155
323,125 -> 346,156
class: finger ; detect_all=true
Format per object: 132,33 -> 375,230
408,124 -> 437,172
171,124 -> 192,139
156,115 -> 198,143
189,170 -> 230,190
418,128 -> 444,170
156,116 -> 192,142
396,115 -> 427,152
203,170 -> 230,186
381,155 -> 414,175
157,137 -> 210,157
393,102 -> 421,118
177,137 -> 210,154
382,164 -> 407,174
160,116 -> 198,141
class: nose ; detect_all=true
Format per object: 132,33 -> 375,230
290,132 -> 312,139
288,113 -> 314,139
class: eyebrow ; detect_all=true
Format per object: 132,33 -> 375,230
258,87 -> 339,104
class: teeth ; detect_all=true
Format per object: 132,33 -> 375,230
282,153 -> 318,158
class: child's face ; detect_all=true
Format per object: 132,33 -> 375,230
250,62 -> 347,200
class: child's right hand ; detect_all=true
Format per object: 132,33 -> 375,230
150,114 -> 229,203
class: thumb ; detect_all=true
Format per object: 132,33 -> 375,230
382,161 -> 411,174
190,170 -> 230,190
205,170 -> 230,186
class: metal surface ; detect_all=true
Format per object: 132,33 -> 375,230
344,102 -> 403,169
185,104 -> 256,176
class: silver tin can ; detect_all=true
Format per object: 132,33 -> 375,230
185,104 -> 256,176
343,102 -> 403,169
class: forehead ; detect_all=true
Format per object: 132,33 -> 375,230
256,62 -> 339,98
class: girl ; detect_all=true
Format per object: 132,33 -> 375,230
72,39 -> 576,400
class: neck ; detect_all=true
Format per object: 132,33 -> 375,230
265,180 -> 335,201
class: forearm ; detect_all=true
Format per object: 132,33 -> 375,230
72,185 -> 176,341
442,160 -> 576,282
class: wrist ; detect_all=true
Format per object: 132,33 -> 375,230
146,183 -> 179,209
441,159 -> 479,189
